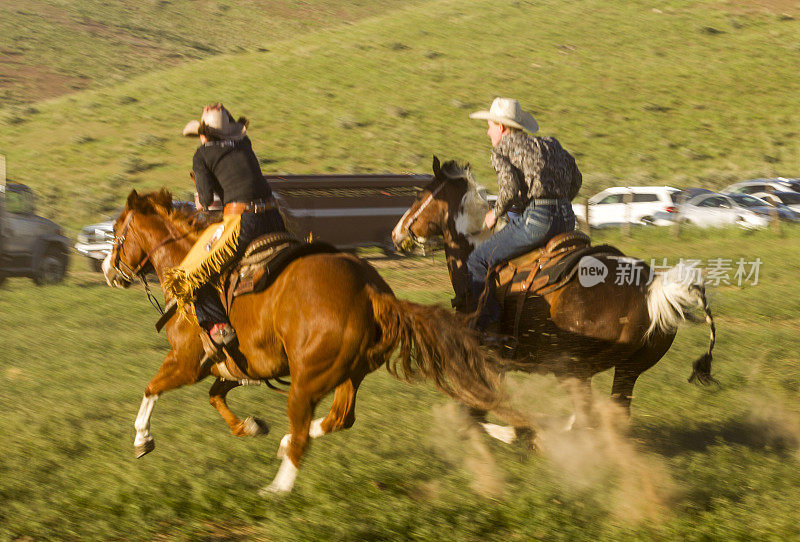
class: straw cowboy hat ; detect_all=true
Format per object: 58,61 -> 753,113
182,103 -> 247,140
469,97 -> 539,133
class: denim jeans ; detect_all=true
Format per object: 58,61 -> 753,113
467,201 -> 575,329
194,209 -> 286,328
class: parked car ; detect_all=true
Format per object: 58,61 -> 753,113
725,192 -> 799,222
571,186 -> 680,228
0,182 -> 71,285
653,192 -> 769,228
722,178 -> 800,195
750,190 -> 800,213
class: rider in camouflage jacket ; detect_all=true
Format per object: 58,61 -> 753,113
491,130 -> 582,217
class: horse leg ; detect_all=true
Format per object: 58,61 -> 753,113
611,368 -> 641,417
307,370 -> 367,439
261,383 -> 322,495
134,394 -> 158,458
461,405 -> 518,444
561,376 -> 595,429
209,378 -> 269,437
134,349 -> 202,458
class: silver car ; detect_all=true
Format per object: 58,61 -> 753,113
653,192 -> 769,228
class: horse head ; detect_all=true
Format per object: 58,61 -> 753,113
391,156 -> 490,253
102,188 -> 175,288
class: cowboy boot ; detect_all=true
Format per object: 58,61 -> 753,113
209,323 -> 237,347
210,323 -> 250,376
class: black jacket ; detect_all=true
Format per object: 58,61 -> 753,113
192,136 -> 272,209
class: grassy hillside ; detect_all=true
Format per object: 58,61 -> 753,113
0,0 -> 425,105
1,226 -> 799,540
0,0 -> 798,231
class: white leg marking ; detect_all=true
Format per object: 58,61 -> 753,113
309,417 -> 326,438
480,422 -> 517,444
261,455 -> 299,495
276,433 -> 291,458
134,394 -> 158,446
562,413 -> 577,432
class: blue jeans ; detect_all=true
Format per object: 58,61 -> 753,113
194,209 -> 286,328
467,202 -> 575,329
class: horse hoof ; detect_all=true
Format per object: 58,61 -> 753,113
242,417 -> 270,436
135,439 -> 155,458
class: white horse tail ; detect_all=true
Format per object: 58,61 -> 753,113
646,263 -> 717,385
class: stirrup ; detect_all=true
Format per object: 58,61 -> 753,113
199,331 -> 226,371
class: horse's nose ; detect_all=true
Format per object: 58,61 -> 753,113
101,253 -> 117,287
391,212 -> 411,249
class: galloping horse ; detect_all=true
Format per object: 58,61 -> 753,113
392,158 -> 716,438
102,189 -> 526,494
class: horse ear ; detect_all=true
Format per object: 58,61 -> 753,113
126,189 -> 139,209
432,155 -> 441,178
154,188 -> 173,210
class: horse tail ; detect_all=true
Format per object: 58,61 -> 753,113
365,288 -> 514,415
645,264 -> 717,385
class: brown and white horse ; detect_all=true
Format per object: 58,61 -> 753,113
102,188 -> 528,494
392,158 -> 716,437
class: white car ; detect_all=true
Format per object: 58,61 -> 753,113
722,178 -> 800,195
653,192 -> 768,229
572,186 -> 680,228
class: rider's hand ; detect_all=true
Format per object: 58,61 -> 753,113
484,209 -> 498,229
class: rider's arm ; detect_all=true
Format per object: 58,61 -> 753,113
193,151 -> 217,210
567,159 -> 583,201
492,153 -> 522,217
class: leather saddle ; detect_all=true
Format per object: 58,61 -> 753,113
154,232 -> 338,333
222,231 -> 338,312
491,231 -> 624,338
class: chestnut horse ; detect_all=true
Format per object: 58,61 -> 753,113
102,189 -> 526,494
392,158 -> 716,439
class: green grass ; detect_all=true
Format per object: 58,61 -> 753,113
0,0 -> 425,105
1,0 -> 799,232
1,227 -> 799,540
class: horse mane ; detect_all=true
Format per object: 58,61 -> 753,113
436,159 -> 492,240
127,188 -> 205,237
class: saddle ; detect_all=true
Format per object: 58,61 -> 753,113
491,231 -> 624,339
155,232 -> 338,333
221,231 -> 339,313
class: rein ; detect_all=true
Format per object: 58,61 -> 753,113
112,211 -> 189,314
404,181 -> 445,248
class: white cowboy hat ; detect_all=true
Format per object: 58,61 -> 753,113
182,103 -> 247,140
469,97 -> 539,133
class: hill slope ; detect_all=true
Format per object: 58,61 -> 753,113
0,0 -> 425,105
0,0 -> 798,229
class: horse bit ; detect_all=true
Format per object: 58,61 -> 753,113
111,211 -> 183,315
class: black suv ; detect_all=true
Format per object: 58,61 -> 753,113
0,182 -> 71,285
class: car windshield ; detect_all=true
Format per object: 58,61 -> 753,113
729,194 -> 765,207
780,192 -> 800,204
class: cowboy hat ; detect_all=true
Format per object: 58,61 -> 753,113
182,103 -> 247,140
469,97 -> 539,133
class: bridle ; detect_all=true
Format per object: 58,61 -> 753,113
111,210 -> 186,314
404,180 -> 446,248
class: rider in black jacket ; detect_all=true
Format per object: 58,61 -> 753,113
182,104 -> 285,351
